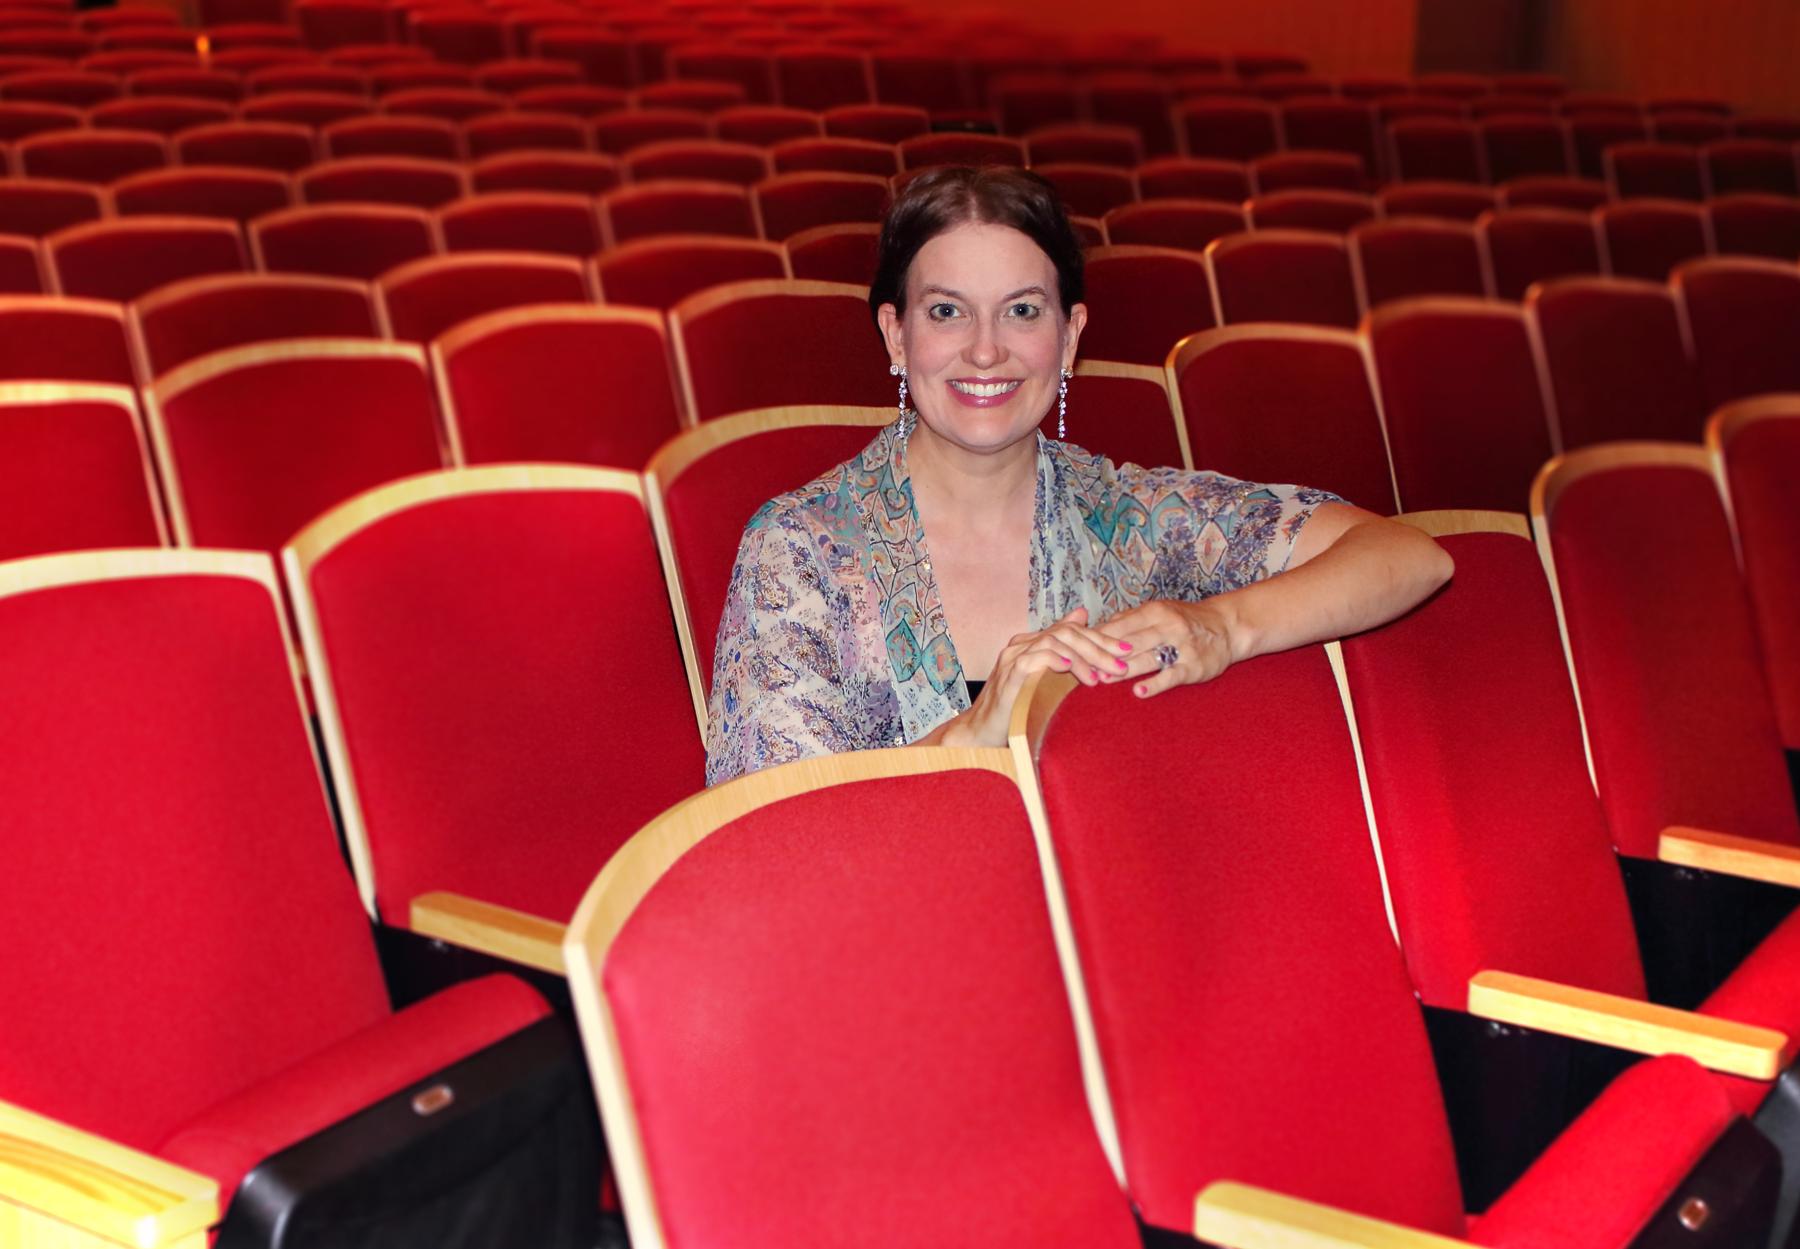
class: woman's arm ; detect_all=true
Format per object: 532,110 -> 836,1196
1102,503 -> 1453,697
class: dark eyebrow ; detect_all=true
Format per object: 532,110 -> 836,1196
917,285 -> 1049,302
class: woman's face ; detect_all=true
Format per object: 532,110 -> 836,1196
878,220 -> 1086,456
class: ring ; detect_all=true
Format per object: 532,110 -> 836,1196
1155,643 -> 1180,670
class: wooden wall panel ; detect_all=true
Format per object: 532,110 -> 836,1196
1544,0 -> 1800,116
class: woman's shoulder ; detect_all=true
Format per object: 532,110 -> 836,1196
741,423 -> 896,541
1045,438 -> 1337,508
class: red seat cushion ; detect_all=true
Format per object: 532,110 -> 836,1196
158,974 -> 549,1198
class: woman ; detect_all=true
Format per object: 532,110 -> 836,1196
705,166 -> 1451,786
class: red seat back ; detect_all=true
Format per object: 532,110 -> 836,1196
782,220 -> 878,285
1674,258 -> 1800,412
599,181 -> 759,244
1478,206 -> 1601,299
297,156 -> 468,209
251,204 -> 439,279
0,295 -> 136,385
1176,99 -> 1280,162
47,215 -> 247,303
375,251 -> 591,343
1597,200 -> 1710,281
1605,142 -> 1704,201
1704,140 -> 1800,197
0,382 -> 166,558
1530,276 -> 1703,447
16,127 -> 168,183
1277,100 -> 1380,174
1078,245 -> 1217,367
437,190 -> 603,256
1350,218 -> 1487,308
752,170 -> 888,241
1388,118 -> 1484,183
1479,116 -> 1573,181
1376,181 -> 1497,222
1707,193 -> 1800,262
1207,230 -> 1360,328
132,271 -> 379,377
1246,189 -> 1376,234
1102,199 -> 1245,253
1048,361 -> 1184,470
320,114 -> 460,160
174,120 -> 317,172
1134,156 -> 1250,203
596,235 -> 786,310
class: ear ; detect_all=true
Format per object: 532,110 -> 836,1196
1062,302 -> 1088,371
877,302 -> 905,370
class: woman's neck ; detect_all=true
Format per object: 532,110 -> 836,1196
905,422 -> 1039,527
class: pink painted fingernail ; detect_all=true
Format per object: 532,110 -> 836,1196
1117,641 -> 1133,651
1134,684 -> 1148,697
1115,658 -> 1128,670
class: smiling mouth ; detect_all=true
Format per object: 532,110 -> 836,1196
948,379 -> 1023,397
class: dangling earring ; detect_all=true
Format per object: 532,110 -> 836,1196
1057,367 -> 1071,440
890,362 -> 910,437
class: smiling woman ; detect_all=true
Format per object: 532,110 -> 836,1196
703,166 -> 1454,786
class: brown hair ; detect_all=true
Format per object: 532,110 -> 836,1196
869,165 -> 1085,326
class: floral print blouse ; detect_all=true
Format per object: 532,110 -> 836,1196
704,420 -> 1340,786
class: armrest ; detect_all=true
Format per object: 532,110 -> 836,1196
0,1098 -> 218,1248
1193,1180 -> 1472,1249
1658,826 -> 1800,890
1466,970 -> 1791,1079
409,891 -> 567,975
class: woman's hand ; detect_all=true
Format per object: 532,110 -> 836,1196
1097,598 -> 1243,698
933,605 -> 1133,747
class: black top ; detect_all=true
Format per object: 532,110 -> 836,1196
964,680 -> 985,703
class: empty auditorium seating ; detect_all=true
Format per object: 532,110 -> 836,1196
0,381 -> 166,557
0,100 -> 83,143
1134,156 -> 1251,203
1072,245 -> 1213,367
1497,174 -> 1609,211
1377,181 -> 1499,221
379,85 -> 509,122
513,84 -> 629,118
1708,194 -> 1800,261
561,747 -> 1138,1249
461,109 -> 589,159
127,65 -> 243,102
1388,118 -> 1484,183
821,102 -> 929,144
131,271 -> 380,377
1479,115 -> 1573,181
1653,112 -> 1731,147
376,250 -> 591,343
1102,199 -> 1245,252
283,466 -> 704,963
14,127 -> 168,183
594,234 -> 787,309
470,150 -> 624,195
1279,99 -> 1382,176
437,190 -> 603,256
433,304 -> 685,467
1350,217 -> 1488,309
0,69 -> 120,108
0,177 -> 104,238
715,104 -> 824,146
475,58 -> 583,95
634,79 -> 749,115
111,165 -> 292,225
1605,141 -> 1706,201
297,156 -> 469,209
1250,150 -> 1366,193
46,215 -> 247,302
1033,163 -> 1137,218
175,120 -> 317,172
1674,258 -> 1800,411
251,203 -> 439,279
1168,325 -> 1396,512
1479,206 -> 1603,299
1530,276 -> 1703,446
1597,199 -> 1710,281
1176,98 -> 1280,162
145,338 -> 445,550
241,89 -> 374,129
1704,139 -> 1800,196
1207,230 -> 1360,329
783,220 -> 878,284
897,132 -> 1026,170
666,45 -> 775,104
770,135 -> 900,176
410,11 -> 507,65
773,45 -> 873,110
89,93 -> 233,135
1247,190 -> 1377,234
0,234 -> 39,293
1026,124 -> 1143,169
321,114 -> 462,160
598,180 -> 760,245
1367,298 -> 1554,511
0,294 -> 135,386
244,63 -> 368,97
1046,359 -> 1185,469
745,169 -> 884,241
0,549 -> 597,1247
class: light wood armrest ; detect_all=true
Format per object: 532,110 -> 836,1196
0,1099 -> 218,1248
1467,971 -> 1791,1079
1194,1181 -> 1473,1249
410,891 -> 567,975
1658,826 -> 1800,890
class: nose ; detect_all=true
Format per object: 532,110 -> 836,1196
964,312 -> 1005,369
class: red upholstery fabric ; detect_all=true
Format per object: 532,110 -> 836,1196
1700,912 -> 1800,1070
1248,190 -> 1375,234
0,570 -> 391,1149
1531,277 -> 1703,446
869,52 -> 975,114
158,975 -> 547,1197
1176,99 -> 1280,161
474,59 -> 582,94
174,121 -> 317,173
1481,207 -> 1602,299
773,46 -> 871,110
992,75 -> 1081,135
1135,156 -> 1251,203
604,767 -> 1136,1248
1708,194 -> 1800,262
1078,246 -> 1215,367
1705,141 -> 1799,196
1378,181 -> 1500,221
0,178 -> 104,239
1278,100 -> 1381,175
1032,162 -> 1136,218
1606,143 -> 1705,201
48,216 -> 246,303
0,298 -> 135,384
589,107 -> 710,155
673,281 -> 889,421
127,67 -> 245,103
896,132 -> 1025,169
1035,656 -> 1467,1233
16,127 -> 167,184
0,70 -> 119,108
1173,327 -> 1396,512
1209,231 -> 1360,328
596,236 -> 785,309
377,253 -> 589,343
821,102 -> 928,144
295,0 -> 390,51
512,85 -> 630,118
378,86 -> 508,122
1367,301 -> 1553,512
1470,1056 -> 1734,1249
0,101 -> 84,143
244,66 -> 368,97
1499,175 -> 1610,211
136,274 -> 379,377
1103,199 -> 1246,252
1716,405 -> 1800,747
666,46 -> 774,103
1677,260 -> 1800,411
90,95 -> 234,136
321,115 -> 461,161
368,63 -> 476,94
437,191 -> 599,256
528,31 -> 631,87
439,309 -> 682,467
1480,117 -> 1573,181
1252,151 -> 1366,193
468,151 -> 623,196
600,182 -> 759,244
1341,530 -> 1646,1007
304,485 -> 703,922
783,222 -> 878,285
1026,124 -> 1143,168
1352,219 -> 1487,307
0,236 -> 39,294
770,136 -> 899,177
461,110 -> 587,159
254,205 -> 438,280
111,166 -> 292,224
0,391 -> 162,558
411,13 -> 506,65
1039,370 -> 1182,469
1598,200 -> 1709,281
160,349 -> 443,550
713,105 -> 822,147
1086,75 -> 1177,156
1390,119 -> 1484,183
240,90 -> 375,129
1546,459 -> 1800,854
752,171 -> 888,241
298,156 -> 466,209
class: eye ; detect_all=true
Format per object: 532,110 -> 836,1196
1008,302 -> 1043,320
926,302 -> 961,321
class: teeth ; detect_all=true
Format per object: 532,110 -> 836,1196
950,379 -> 1021,397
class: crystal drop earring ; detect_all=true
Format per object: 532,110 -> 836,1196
1057,367 -> 1071,440
890,362 -> 910,437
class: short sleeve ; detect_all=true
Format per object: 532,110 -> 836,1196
703,508 -> 862,787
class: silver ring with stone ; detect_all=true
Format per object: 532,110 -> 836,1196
1155,643 -> 1180,670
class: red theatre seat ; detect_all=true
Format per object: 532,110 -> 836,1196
1176,99 -> 1280,162
1025,124 -> 1143,169
130,271 -> 380,378
1377,181 -> 1499,221
896,132 -> 1025,170
0,70 -> 121,109
297,156 -> 469,210
146,338 -> 446,551
1246,190 -> 1376,234
461,110 -> 590,159
0,235 -> 41,293
377,85 -> 509,122
0,381 -> 165,557
410,11 -> 508,65
511,83 -> 630,118
1703,139 -> 1799,196
0,178 -> 105,238
243,64 -> 370,98
1206,230 -> 1360,329
1388,118 -> 1485,183
770,135 -> 900,177
375,250 -> 592,343
1497,174 -> 1609,211
1102,199 -> 1246,253
752,171 -> 888,241
0,295 -> 136,386
1479,115 -> 1573,182
1033,163 -> 1137,218
89,94 -> 234,136
772,44 -> 872,110
714,104 -> 824,147
1350,218 -> 1488,310
599,181 -> 759,245
126,66 -> 244,102
1250,150 -> 1366,193
320,114 -> 462,161
0,550 -> 598,1246
1366,297 -> 1554,512
1708,194 -> 1800,261
1134,156 -> 1252,203
437,190 -> 603,257
239,89 -> 375,129
1605,141 -> 1705,201
110,166 -> 294,224
1086,73 -> 1178,157
433,304 -> 684,467
589,106 -> 711,155
1478,206 -> 1602,300
821,102 -> 929,144
1048,359 -> 1186,470
783,220 -> 878,285
46,216 -> 247,303
623,138 -> 772,187
1168,324 -> 1397,513
469,150 -> 624,195
1077,244 -> 1217,368
175,120 -> 317,173
14,127 -> 169,184
0,101 -> 84,143
474,58 -> 583,95
251,203 -> 440,280
1674,258 -> 1800,412
1279,99 -> 1382,178
1597,199 -> 1711,281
